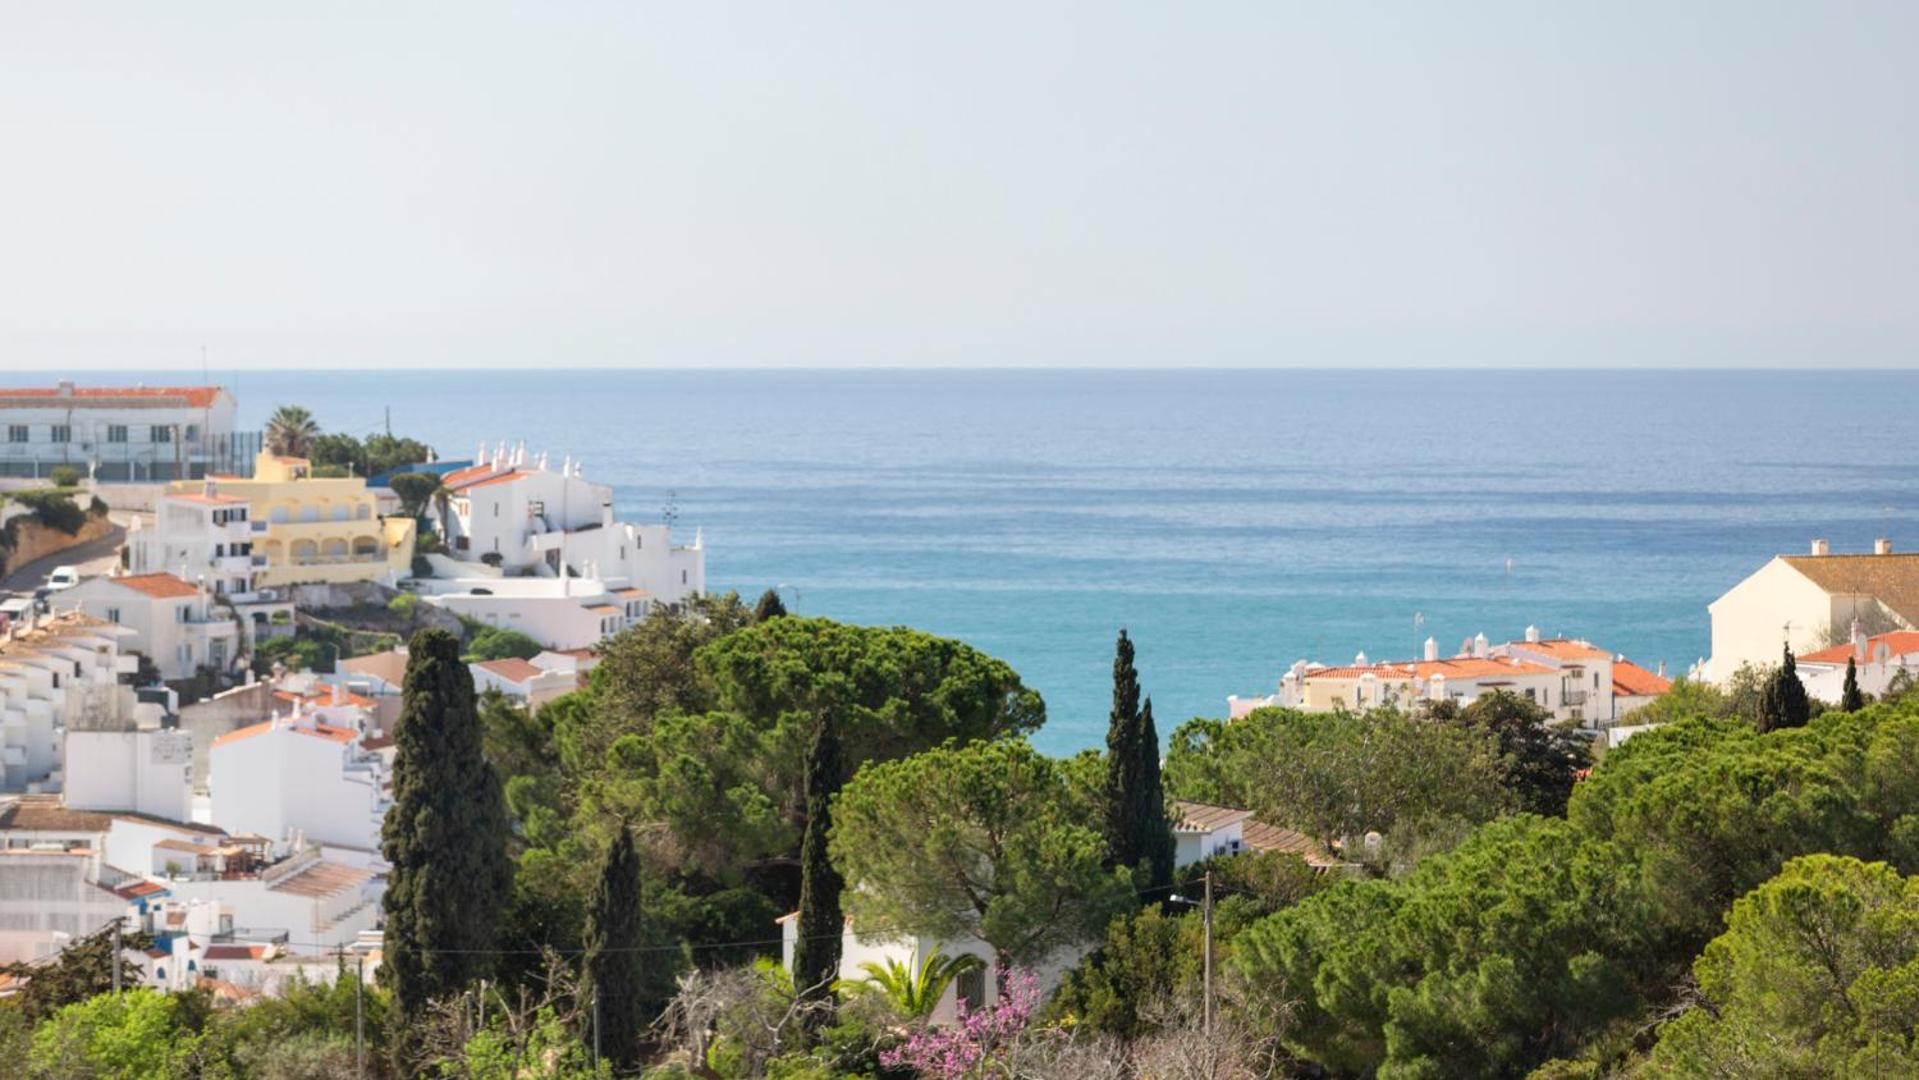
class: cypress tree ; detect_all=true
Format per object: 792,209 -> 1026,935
793,708 -> 845,1007
1842,656 -> 1866,712
584,827 -> 645,1074
1757,642 -> 1812,733
381,629 -> 514,1041
1102,630 -> 1175,894
754,588 -> 789,621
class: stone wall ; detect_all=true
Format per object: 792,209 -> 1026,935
0,512 -> 115,577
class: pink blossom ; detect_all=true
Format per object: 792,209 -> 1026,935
879,968 -> 1045,1079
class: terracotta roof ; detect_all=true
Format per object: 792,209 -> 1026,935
1612,660 -> 1674,697
268,861 -> 370,900
1173,801 -> 1255,833
111,812 -> 226,835
106,573 -> 201,600
0,386 -> 226,408
1779,553 -> 1919,627
0,796 -> 111,833
211,719 -> 358,749
114,880 -> 168,899
439,464 -> 502,489
583,603 -> 620,615
612,588 -> 649,598
272,688 -> 376,710
341,649 -> 408,687
202,944 -> 271,961
457,470 -> 532,492
1239,819 -> 1339,867
1800,630 -> 1919,666
152,838 -> 210,853
1505,639 -> 1610,661
476,658 -> 544,684
1307,656 -> 1554,680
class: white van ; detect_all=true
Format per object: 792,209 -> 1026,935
46,566 -> 81,591
0,596 -> 33,631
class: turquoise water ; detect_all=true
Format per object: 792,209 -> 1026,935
48,368 -> 1919,754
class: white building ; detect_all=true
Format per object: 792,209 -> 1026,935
1171,801 -> 1338,869
0,613 -> 141,792
0,382 -> 255,482
437,443 -> 703,595
127,483 -> 258,600
1707,538 -> 1919,682
470,657 -> 579,708
207,700 -> 387,857
1231,627 -> 1666,730
1796,626 -> 1919,703
63,573 -> 243,682
62,726 -> 193,823
1610,658 -> 1675,718
414,572 -> 653,651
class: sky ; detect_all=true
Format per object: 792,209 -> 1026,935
1,3 -> 1915,371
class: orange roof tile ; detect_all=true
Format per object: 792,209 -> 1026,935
1505,639 -> 1611,661
456,470 -> 532,492
1612,660 -> 1674,697
0,386 -> 226,408
108,574 -> 201,600
476,658 -> 544,684
440,464 -> 501,489
272,688 -> 376,710
202,944 -> 270,961
1800,630 -> 1919,666
210,720 -> 358,749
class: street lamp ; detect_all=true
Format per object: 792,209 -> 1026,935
1169,871 -> 1214,1041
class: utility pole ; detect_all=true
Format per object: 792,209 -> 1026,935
111,921 -> 122,993
1202,870 -> 1214,1042
355,953 -> 365,1079
593,991 -> 602,1066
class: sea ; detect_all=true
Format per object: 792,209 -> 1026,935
53,368 -> 1919,755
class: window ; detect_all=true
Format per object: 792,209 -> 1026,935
955,965 -> 987,1011
177,605 -> 191,623
107,425 -> 128,443
214,544 -> 224,558
106,607 -> 121,624
6,425 -> 25,443
50,425 -> 70,443
682,570 -> 688,584
492,502 -> 500,518
151,425 -> 173,443
184,425 -> 199,441
1593,672 -> 1599,688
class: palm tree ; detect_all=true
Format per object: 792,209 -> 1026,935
264,405 -> 319,458
844,950 -> 984,1020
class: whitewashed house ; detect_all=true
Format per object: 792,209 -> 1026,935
62,726 -> 194,823
1797,626 -> 1919,702
1707,538 -> 1919,682
127,484 -> 256,598
63,573 -> 242,681
0,382 -> 254,482
1610,659 -> 1675,718
0,613 -> 142,792
470,657 -> 578,707
206,699 -> 387,857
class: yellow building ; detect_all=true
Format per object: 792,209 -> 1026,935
167,452 -> 415,587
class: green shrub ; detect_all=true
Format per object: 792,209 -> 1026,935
48,465 -> 81,489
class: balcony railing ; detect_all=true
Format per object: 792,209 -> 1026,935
1562,690 -> 1588,706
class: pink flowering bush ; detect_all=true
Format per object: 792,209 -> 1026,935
879,968 -> 1048,1079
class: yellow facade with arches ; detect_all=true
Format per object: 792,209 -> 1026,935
167,451 -> 415,587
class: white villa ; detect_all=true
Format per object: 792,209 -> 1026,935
0,613 -> 143,792
1707,538 -> 1919,682
0,382 -> 256,483
411,442 -> 705,649
1230,627 -> 1665,729
63,573 -> 243,682
206,699 -> 388,858
1796,626 -> 1919,703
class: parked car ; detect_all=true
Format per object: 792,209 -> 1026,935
0,595 -> 32,631
46,566 -> 82,591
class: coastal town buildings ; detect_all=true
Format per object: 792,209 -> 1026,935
1229,627 -> 1666,729
0,613 -> 142,792
0,382 -> 257,482
62,725 -> 193,822
1707,538 -> 1919,681
166,451 -> 416,589
1610,658 -> 1675,717
409,442 -> 703,649
1797,626 -> 1919,702
206,698 -> 388,858
126,483 -> 257,598
62,573 -> 243,681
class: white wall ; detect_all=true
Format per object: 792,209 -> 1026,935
62,729 -> 192,821
1708,558 -> 1837,681
208,724 -> 382,852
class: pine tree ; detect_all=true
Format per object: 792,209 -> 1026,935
1758,642 -> 1812,733
1842,656 -> 1866,712
381,629 -> 515,1042
584,827 -> 645,1073
1102,630 -> 1175,894
793,708 -> 845,1007
754,588 -> 789,621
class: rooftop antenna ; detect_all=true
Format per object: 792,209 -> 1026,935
662,490 -> 680,532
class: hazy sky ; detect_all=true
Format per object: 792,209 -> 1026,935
3,3 -> 1915,371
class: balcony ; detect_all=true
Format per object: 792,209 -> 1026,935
1562,690 -> 1588,706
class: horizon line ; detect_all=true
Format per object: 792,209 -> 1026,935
11,364 -> 1919,376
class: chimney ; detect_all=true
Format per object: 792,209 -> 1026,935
1875,538 -> 1893,556
1525,624 -> 1540,643
1657,660 -> 1667,678
56,380 -> 75,397
1354,651 -> 1368,666
601,498 -> 614,528
1811,538 -> 1831,556
1472,632 -> 1489,659
1423,636 -> 1438,661
331,682 -> 344,707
